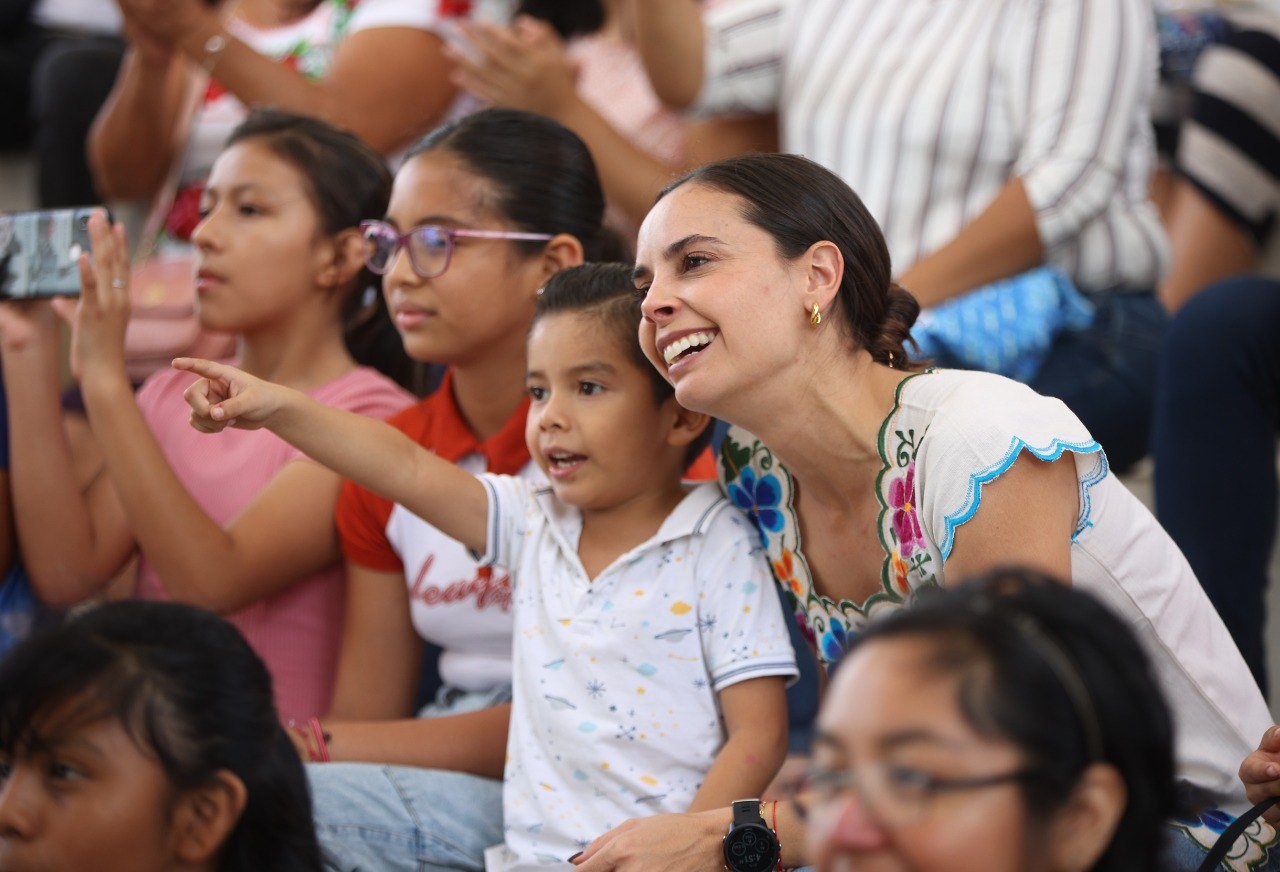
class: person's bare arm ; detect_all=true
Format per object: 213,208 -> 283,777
571,798 -> 812,870
942,450 -> 1078,584
168,22 -> 458,155
897,178 -> 1044,308
176,357 -> 491,554
632,0 -> 705,109
314,703 -> 512,778
451,17 -> 684,228
687,677 -> 788,812
0,303 -> 136,605
87,47 -> 188,205
1158,178 -> 1259,313
328,563 -> 424,719
92,0 -> 458,199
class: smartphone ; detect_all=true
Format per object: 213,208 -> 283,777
0,207 -> 101,300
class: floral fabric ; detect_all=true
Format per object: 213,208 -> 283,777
718,367 -> 1273,825
1169,809 -> 1280,871
719,372 -> 941,667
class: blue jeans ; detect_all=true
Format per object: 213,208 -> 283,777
1153,276 -> 1280,692
311,685 -> 511,872
1029,290 -> 1168,474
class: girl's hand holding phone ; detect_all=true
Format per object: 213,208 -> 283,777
69,210 -> 132,383
173,357 -> 291,433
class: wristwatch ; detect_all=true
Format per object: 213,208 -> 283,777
722,799 -> 781,872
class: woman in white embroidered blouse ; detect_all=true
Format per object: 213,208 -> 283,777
566,152 -> 1273,871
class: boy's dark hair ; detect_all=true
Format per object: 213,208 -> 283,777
848,567 -> 1178,872
533,263 -> 712,468
0,600 -> 322,872
226,108 -> 424,394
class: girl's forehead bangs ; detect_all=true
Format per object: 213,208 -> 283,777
0,655 -> 149,753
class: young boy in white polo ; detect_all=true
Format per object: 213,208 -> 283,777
176,263 -> 798,870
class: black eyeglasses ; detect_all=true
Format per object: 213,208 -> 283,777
360,219 -> 553,279
794,761 -> 1041,826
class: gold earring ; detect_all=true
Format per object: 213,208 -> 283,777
887,351 -> 896,369
810,303 -> 822,327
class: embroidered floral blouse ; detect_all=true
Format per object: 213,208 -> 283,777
718,368 -> 1272,815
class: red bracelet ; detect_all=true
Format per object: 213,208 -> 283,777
307,717 -> 330,763
772,801 -> 784,871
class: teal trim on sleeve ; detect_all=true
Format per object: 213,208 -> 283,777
938,437 -> 1106,560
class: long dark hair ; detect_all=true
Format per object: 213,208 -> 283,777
661,153 -> 921,369
408,108 -> 615,262
226,109 -> 423,393
847,568 -> 1177,872
0,600 -> 322,872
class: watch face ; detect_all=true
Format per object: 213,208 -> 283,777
722,824 -> 779,872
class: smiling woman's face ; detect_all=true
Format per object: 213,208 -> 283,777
807,637 -> 1053,872
0,714 -> 187,872
634,183 -> 813,421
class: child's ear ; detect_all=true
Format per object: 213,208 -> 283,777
664,400 -> 711,451
1045,762 -> 1127,872
169,770 -> 248,865
534,234 -> 586,288
316,228 -> 366,292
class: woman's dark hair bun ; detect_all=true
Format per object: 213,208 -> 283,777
868,281 -> 921,366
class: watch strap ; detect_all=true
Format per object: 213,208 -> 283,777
731,799 -> 766,828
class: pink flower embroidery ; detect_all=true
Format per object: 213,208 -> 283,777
889,463 -> 925,557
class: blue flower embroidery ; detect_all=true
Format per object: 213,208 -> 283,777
1179,807 -> 1233,834
821,621 -> 848,664
728,468 -> 785,540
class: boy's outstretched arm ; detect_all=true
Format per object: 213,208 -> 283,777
686,676 -> 788,812
174,357 -> 491,554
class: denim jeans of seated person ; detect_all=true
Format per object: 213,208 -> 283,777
310,684 -> 512,872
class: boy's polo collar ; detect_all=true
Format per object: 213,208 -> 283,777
536,482 -> 729,560
424,369 -> 531,476
652,482 -> 730,545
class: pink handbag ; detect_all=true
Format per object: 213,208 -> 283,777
124,253 -> 235,382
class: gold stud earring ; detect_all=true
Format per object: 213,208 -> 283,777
810,303 -> 822,327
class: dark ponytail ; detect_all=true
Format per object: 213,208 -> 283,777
660,153 -> 923,370
408,108 -> 608,262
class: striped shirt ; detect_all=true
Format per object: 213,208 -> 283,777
1177,8 -> 1280,244
695,0 -> 1170,293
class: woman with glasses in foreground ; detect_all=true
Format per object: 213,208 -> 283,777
805,568 -> 1176,872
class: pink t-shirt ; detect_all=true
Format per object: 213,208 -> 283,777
135,366 -> 414,721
